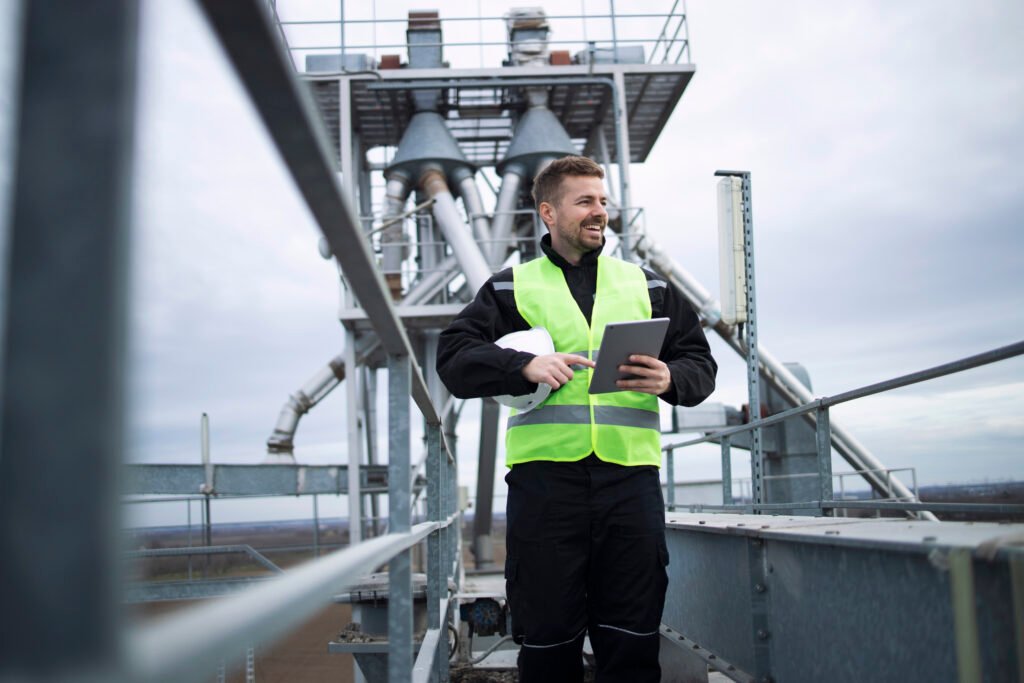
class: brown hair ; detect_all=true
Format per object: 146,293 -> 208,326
531,155 -> 604,209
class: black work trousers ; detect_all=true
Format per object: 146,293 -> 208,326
505,455 -> 669,683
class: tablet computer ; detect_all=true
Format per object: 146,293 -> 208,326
588,318 -> 670,394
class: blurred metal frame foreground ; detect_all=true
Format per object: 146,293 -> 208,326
0,1 -> 458,682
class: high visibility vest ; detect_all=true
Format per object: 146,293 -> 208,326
505,255 -> 662,467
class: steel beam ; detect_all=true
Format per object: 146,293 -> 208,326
472,398 -> 501,569
123,463 -> 422,496
387,354 -> 413,683
0,1 -> 138,677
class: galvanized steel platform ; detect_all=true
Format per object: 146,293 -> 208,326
306,63 -> 695,168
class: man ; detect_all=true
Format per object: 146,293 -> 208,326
436,156 -> 716,682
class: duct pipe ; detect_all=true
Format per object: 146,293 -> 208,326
264,256 -> 463,457
421,168 -> 492,293
266,355 -> 346,456
452,168 -> 492,248
489,169 -> 524,266
634,234 -> 937,521
371,76 -> 631,238
381,173 -> 413,299
404,254 -> 460,306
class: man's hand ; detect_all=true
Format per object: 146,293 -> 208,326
523,353 -> 595,391
616,354 -> 671,395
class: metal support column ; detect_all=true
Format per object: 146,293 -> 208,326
362,365 -> 381,536
665,447 -> 676,511
815,406 -> 834,515
345,335 -> 363,544
425,423 -> 449,682
0,1 -> 138,677
387,354 -> 412,683
612,69 -> 632,251
473,398 -> 500,568
716,170 -> 763,511
721,436 -> 733,505
339,75 -> 354,195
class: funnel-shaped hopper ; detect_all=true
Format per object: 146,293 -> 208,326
496,106 -> 577,178
386,112 -> 475,180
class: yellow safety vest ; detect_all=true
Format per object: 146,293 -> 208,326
505,255 -> 662,467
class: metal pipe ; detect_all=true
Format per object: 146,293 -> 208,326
489,168 -> 523,265
421,168 -> 492,293
263,255 -> 462,458
369,75 -> 632,219
454,170 -> 492,249
382,173 -> 413,299
403,254 -> 459,305
634,233 -> 937,520
266,355 -> 346,455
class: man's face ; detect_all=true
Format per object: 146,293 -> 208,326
540,175 -> 609,264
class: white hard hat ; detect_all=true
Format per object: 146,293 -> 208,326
493,327 -> 555,413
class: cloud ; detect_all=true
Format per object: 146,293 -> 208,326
123,0 -> 1024,519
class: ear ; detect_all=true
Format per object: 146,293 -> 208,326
538,201 -> 556,227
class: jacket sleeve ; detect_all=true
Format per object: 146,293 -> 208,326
436,273 -> 537,399
650,275 -> 718,407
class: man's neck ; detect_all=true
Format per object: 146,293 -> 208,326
541,234 -> 602,268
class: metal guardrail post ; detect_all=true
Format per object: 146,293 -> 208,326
665,446 -> 676,511
388,353 -> 413,683
815,406 -> 834,515
721,436 -> 733,505
716,170 -> 764,511
0,1 -> 138,677
425,424 -> 449,681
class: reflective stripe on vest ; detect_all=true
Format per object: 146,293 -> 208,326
505,254 -> 661,467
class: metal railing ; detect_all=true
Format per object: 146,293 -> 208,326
272,1 -> 692,71
0,1 -> 461,681
663,339 -> 1024,518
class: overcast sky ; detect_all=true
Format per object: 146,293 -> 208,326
122,0 -> 1023,526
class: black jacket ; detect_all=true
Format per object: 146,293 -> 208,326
436,235 -> 717,406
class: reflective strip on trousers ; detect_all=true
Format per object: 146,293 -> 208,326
508,404 -> 660,431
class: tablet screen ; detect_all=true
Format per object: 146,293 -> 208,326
588,318 -> 670,394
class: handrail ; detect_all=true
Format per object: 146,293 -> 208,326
277,9 -> 692,66
664,339 -> 1024,451
128,517 -> 452,682
665,339 -> 1024,519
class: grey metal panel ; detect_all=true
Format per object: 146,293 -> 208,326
662,513 -> 1023,682
766,539 -> 955,681
663,527 -> 756,671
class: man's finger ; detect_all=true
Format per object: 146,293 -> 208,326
619,363 -> 655,377
560,353 -> 596,368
